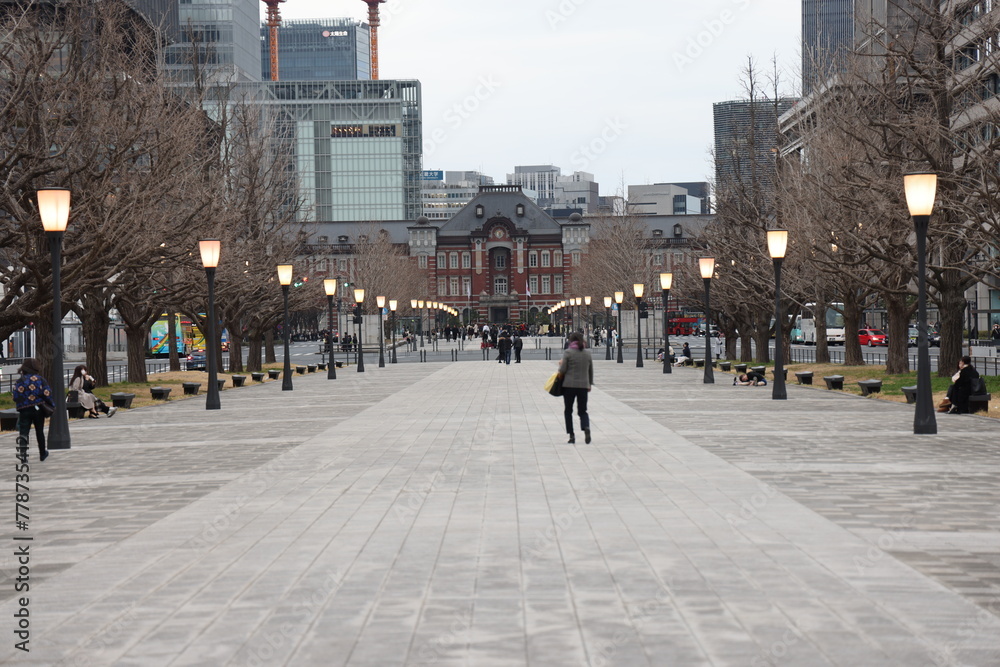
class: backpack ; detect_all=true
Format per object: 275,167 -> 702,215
971,376 -> 987,396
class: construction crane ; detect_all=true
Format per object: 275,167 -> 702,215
361,0 -> 386,80
262,0 -> 286,81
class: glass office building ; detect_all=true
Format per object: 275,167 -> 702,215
163,0 -> 262,83
230,79 -> 422,222
802,0 -> 855,95
261,18 -> 370,81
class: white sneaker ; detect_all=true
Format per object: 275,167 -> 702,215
107,407 -> 118,418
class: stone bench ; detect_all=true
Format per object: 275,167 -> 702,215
231,375 -> 246,387
857,379 -> 882,397
295,366 -> 307,375
751,366 -> 766,376
182,382 -> 201,396
0,408 -> 18,432
901,385 -> 918,403
150,387 -> 172,400
110,392 -> 135,409
216,379 -> 226,391
307,365 -> 317,373
317,363 -> 327,371
795,372 -> 814,385
719,361 -> 731,371
734,363 -> 748,374
694,359 -> 704,368
66,390 -> 85,419
251,372 -> 266,382
267,369 -> 281,380
823,375 -> 844,390
772,368 -> 787,381
970,393 -> 991,414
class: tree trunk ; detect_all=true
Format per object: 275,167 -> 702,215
815,303 -> 830,363
34,314 -> 55,384
740,333 -> 753,362
265,328 -> 276,364
125,323 -> 149,383
883,293 -> 911,375
246,334 -> 262,373
226,318 -> 244,373
167,313 -> 180,371
81,305 -> 110,386
753,312 -> 771,364
936,284 -> 967,378
842,299 -> 865,366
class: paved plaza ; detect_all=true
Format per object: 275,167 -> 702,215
2,345 -> 999,666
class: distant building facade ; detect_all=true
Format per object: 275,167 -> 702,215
506,165 -> 561,208
628,182 -> 711,216
163,0 -> 261,84
714,98 -> 797,197
802,0 -> 856,95
261,18 -> 370,81
421,170 -> 495,222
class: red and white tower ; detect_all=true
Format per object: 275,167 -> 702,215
262,0 -> 286,81
361,0 -> 386,80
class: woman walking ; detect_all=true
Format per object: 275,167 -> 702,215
557,331 -> 593,444
12,358 -> 54,461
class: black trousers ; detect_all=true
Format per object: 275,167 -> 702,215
17,407 -> 46,455
563,387 -> 590,434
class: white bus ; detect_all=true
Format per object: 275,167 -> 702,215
797,303 -> 846,345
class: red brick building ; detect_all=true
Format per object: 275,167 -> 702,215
409,185 -> 588,323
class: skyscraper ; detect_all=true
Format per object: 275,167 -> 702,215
163,0 -> 261,84
261,18 -> 371,81
802,0 -> 856,95
714,98 -> 797,200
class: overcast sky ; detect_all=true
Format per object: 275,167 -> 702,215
273,0 -> 801,194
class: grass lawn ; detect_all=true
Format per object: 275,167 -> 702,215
719,360 -> 1000,419
0,363 -> 290,415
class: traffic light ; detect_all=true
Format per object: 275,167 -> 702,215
638,300 -> 649,319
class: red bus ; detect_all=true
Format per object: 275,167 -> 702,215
669,317 -> 699,336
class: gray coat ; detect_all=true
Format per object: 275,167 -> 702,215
558,346 -> 593,389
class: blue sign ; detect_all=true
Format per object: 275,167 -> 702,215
422,170 -> 444,181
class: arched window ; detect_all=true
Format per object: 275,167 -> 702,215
494,276 -> 508,295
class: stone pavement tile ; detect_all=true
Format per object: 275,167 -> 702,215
4,359 -> 1000,664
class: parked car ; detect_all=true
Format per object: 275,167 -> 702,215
858,328 -> 888,347
907,325 -> 941,347
186,349 -> 206,371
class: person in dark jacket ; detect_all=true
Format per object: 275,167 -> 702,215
513,334 -> 523,363
948,356 -> 980,414
12,358 -> 54,461
557,332 -> 594,444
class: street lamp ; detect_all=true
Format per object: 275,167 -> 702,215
767,230 -> 788,400
324,279 -> 338,379
277,264 -> 294,391
390,300 -> 398,363
376,295 -> 386,368
660,273 -> 672,375
584,296 -> 592,339
700,257 -> 715,384
37,189 -> 71,449
603,296 -> 612,360
354,288 -> 366,372
904,172 -> 937,434
633,283 -> 645,368
615,291 -> 624,363
417,300 -> 425,347
199,239 -> 222,410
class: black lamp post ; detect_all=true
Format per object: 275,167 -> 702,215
584,296 -> 592,339
700,257 -> 715,384
603,296 -> 612,360
390,300 -> 398,363
354,288 -> 366,372
324,279 -> 337,379
376,295 -> 386,368
633,283 -> 645,368
767,230 -> 788,400
904,172 -> 938,434
615,291 -> 624,363
199,239 -> 222,409
418,299 -> 426,347
660,272 -> 672,374
38,189 -> 71,449
277,264 -> 294,391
